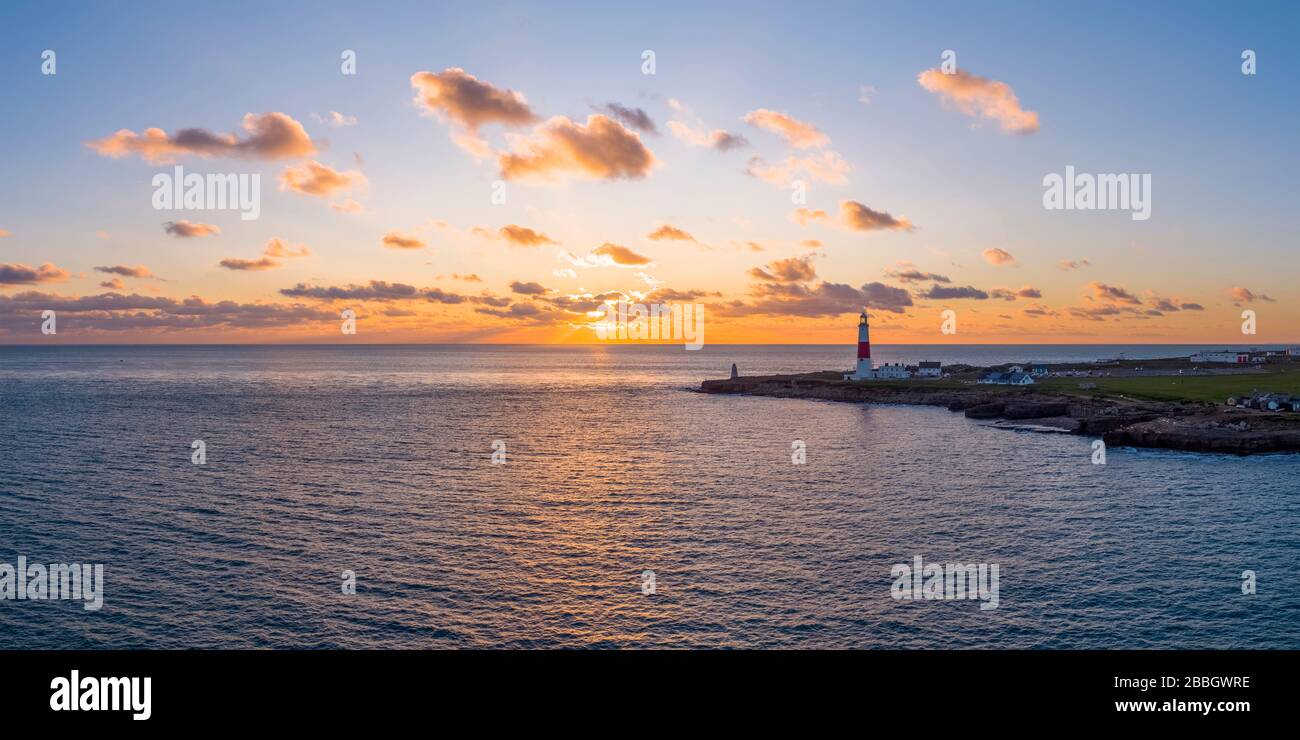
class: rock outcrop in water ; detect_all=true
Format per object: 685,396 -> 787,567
699,372 -> 1300,455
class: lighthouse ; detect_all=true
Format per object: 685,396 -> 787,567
849,308 -> 875,380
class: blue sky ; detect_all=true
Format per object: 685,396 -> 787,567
1,1 -> 1297,342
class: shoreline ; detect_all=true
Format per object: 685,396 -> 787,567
699,371 -> 1300,455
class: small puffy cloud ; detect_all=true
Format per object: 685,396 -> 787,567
330,199 -> 366,214
311,111 -> 357,127
591,242 -> 652,266
1058,259 -> 1090,271
498,114 -> 657,181
1230,287 -> 1275,304
1087,282 -> 1142,305
220,256 -> 281,271
381,230 -> 426,249
858,85 -> 876,104
840,201 -> 913,232
989,286 -> 1041,300
593,102 -> 656,134
799,239 -> 822,249
792,208 -> 831,226
100,278 -> 125,290
410,68 -> 539,131
749,256 -> 817,283
164,220 -> 220,238
500,225 -> 558,246
1180,302 -> 1205,311
884,266 -> 950,284
279,161 -> 366,197
920,284 -> 989,300
917,68 -> 1040,134
0,263 -> 71,285
0,229 -> 9,238
981,247 -> 1016,266
94,264 -> 156,279
747,151 -> 849,186
647,224 -> 695,242
666,98 -> 748,152
86,112 -> 316,163
509,280 -> 549,295
262,237 -> 311,258
742,109 -> 829,149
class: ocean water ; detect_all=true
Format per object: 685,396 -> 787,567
1,344 -> 1297,649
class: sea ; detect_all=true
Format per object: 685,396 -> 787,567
1,344 -> 1297,649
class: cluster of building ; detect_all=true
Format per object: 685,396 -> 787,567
843,310 -> 944,381
1228,393 -> 1300,412
1191,348 -> 1300,364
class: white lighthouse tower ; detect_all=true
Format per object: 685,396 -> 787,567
848,308 -> 875,380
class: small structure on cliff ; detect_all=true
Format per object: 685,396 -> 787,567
730,363 -> 738,379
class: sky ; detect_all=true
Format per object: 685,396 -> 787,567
1,0 -> 1297,344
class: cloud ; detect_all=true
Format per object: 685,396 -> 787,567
0,229 -> 9,238
1230,287 -> 1275,304
665,99 -> 748,152
0,291 -> 337,333
279,161 -> 366,197
509,280 -> 549,295
1087,282 -> 1142,305
591,242 -> 652,266
220,256 -> 281,271
981,247 -> 1016,265
381,230 -> 426,250
0,263 -> 71,285
647,224 -> 696,242
723,280 -> 913,318
917,68 -> 1040,134
311,111 -> 357,127
799,239 -> 823,249
791,208 -> 831,226
840,201 -> 914,232
86,112 -> 317,163
500,225 -> 558,246
410,68 -> 539,131
919,284 -> 989,300
498,114 -> 657,181
94,264 -> 157,279
100,278 -> 125,290
743,109 -> 829,148
262,237 -> 311,258
330,199 -> 366,214
280,280 -> 471,303
884,267 -> 950,284
1058,259 -> 1090,271
445,273 -> 482,282
749,256 -> 817,283
593,102 -> 657,134
746,151 -> 849,185
858,85 -> 876,104
989,286 -> 1041,300
164,220 -> 220,238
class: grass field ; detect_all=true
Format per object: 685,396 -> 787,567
1035,368 -> 1300,403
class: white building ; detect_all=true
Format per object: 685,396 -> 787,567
1191,350 -> 1249,364
875,363 -> 911,379
916,361 -> 942,378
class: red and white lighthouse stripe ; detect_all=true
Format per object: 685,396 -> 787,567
857,311 -> 871,360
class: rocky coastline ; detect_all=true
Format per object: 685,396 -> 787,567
699,372 -> 1300,455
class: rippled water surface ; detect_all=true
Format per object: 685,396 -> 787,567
1,345 -> 1297,648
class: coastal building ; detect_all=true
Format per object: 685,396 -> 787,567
875,363 -> 911,379
844,309 -> 876,380
1027,363 -> 1049,376
916,361 -> 942,378
1191,350 -> 1250,363
979,371 -> 1036,386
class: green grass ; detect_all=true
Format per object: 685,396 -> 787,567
1035,368 -> 1300,403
